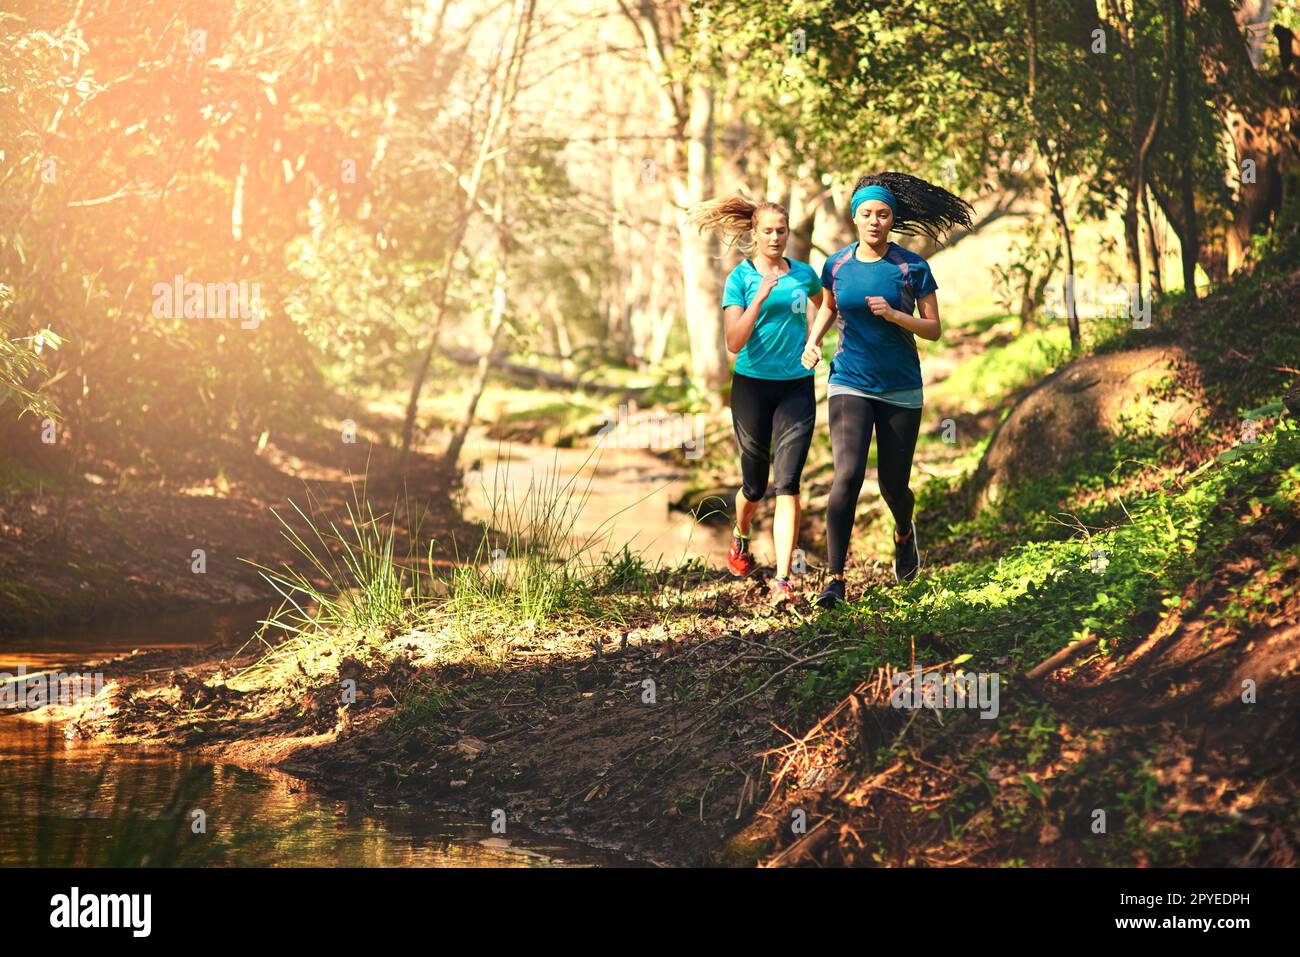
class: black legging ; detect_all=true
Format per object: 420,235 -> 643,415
826,393 -> 922,575
730,372 -> 816,501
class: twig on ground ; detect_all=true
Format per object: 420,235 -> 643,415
1025,634 -> 1100,681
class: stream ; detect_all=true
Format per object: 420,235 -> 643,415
2,437 -> 734,867
0,603 -> 629,867
457,433 -> 734,568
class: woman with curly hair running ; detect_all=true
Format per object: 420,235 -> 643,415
801,172 -> 972,608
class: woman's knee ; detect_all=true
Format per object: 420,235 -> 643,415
827,476 -> 862,511
771,476 -> 801,496
878,480 -> 913,512
741,476 -> 769,503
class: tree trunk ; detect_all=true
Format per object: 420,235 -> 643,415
1029,0 -> 1079,349
785,160 -> 821,264
1194,0 -> 1299,273
674,81 -> 727,391
1116,0 -> 1144,290
549,294 -> 575,377
810,188 -> 848,258
444,266 -> 510,466
1018,267 -> 1037,329
1170,0 -> 1200,297
399,0 -> 534,464
1115,0 -> 1171,296
1142,185 -> 1165,296
399,252 -> 462,460
620,1 -> 727,392
441,0 -> 538,463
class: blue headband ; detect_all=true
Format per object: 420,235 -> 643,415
850,184 -> 897,218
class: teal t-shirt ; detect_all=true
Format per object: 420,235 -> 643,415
722,258 -> 822,381
820,242 -> 938,393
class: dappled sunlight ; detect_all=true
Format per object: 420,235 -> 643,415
1,0 -> 1298,884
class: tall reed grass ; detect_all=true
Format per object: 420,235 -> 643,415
237,447 -> 692,678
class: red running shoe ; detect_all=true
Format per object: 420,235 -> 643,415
727,537 -> 757,577
769,577 -> 796,607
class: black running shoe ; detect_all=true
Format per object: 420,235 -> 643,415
815,577 -> 846,609
894,520 -> 920,583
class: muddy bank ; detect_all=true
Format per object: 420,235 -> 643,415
0,609 -> 638,867
41,517 -> 1300,869
0,436 -> 472,634
45,564 -> 891,867
31,424 -> 1300,869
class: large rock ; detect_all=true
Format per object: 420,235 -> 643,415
969,345 -> 1202,511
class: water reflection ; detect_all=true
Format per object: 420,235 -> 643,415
0,604 -> 630,868
458,438 -> 732,569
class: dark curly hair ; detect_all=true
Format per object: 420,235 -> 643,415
851,172 -> 973,244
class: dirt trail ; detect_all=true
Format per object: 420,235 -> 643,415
735,540 -> 1300,867
58,494 -> 1299,868
49,560 -> 901,866
17,288 -> 1298,867
28,414 -> 1299,868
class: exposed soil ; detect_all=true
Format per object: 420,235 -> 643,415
731,512 -> 1300,868
0,429 -> 475,633
46,564 -> 897,866
42,497 -> 1300,868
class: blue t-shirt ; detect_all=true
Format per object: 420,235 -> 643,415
722,258 -> 822,381
819,242 -> 938,393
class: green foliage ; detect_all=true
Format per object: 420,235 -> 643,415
0,578 -> 57,631
229,483 -> 437,693
990,218 -> 1060,322
0,0 -> 601,470
1119,221 -> 1300,421
238,452 -> 677,680
930,320 -> 1072,415
909,698 -> 1243,865
0,284 -> 60,420
385,674 -> 453,733
804,416 -> 1298,706
601,544 -> 655,593
443,456 -> 622,637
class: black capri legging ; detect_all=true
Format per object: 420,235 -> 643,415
826,393 -> 922,575
730,372 -> 816,502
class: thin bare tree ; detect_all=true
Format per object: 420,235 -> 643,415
399,0 -> 538,464
441,0 -> 538,466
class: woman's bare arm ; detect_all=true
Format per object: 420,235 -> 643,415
870,291 -> 942,341
802,286 -> 838,368
725,271 -> 780,352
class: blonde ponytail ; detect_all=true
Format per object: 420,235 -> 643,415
686,195 -> 788,257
